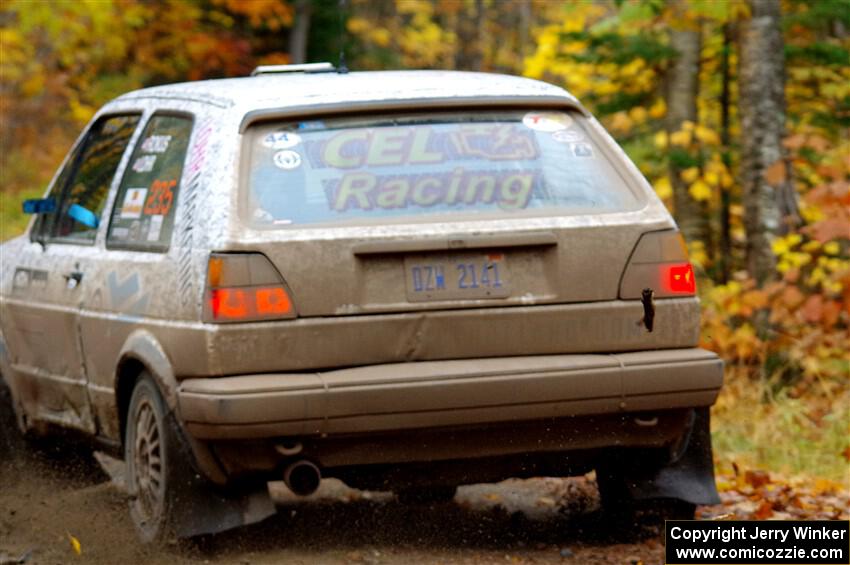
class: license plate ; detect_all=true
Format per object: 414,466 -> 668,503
404,253 -> 511,302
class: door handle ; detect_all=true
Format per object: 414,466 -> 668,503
64,271 -> 83,289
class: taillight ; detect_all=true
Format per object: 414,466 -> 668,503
203,253 -> 296,322
664,263 -> 696,294
619,230 -> 697,299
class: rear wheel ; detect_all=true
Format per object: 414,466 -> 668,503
125,373 -> 185,543
0,376 -> 25,463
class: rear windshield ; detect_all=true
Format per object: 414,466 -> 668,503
243,110 -> 640,227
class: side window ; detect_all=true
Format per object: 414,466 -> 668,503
50,115 -> 141,243
31,142 -> 83,242
107,114 -> 193,252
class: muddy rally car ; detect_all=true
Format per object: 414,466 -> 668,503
0,64 -> 722,542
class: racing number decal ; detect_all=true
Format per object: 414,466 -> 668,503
143,179 -> 175,215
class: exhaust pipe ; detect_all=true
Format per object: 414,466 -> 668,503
283,460 -> 321,496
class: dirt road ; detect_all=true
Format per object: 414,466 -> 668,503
1,449 -> 847,565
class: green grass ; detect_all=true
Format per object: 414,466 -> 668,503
712,375 -> 850,486
0,188 -> 41,242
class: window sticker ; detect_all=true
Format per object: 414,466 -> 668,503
450,125 -> 537,161
128,219 -> 142,240
297,121 -> 325,131
570,142 -> 594,157
143,179 -> 175,215
146,214 -> 164,242
120,188 -> 148,219
262,131 -> 301,149
522,112 -> 573,132
132,155 -> 157,173
246,111 -> 640,226
552,129 -> 585,143
13,269 -> 30,290
274,150 -> 302,170
253,208 -> 274,222
141,135 -> 172,154
109,115 -> 192,250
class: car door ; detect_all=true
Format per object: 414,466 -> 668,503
79,111 -> 197,440
2,113 -> 141,432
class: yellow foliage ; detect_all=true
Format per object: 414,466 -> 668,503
681,167 -> 700,183
347,17 -> 371,34
561,40 -> 588,56
68,532 -> 82,555
620,58 -> 645,77
370,28 -> 392,48
648,98 -> 666,119
689,239 -> 709,268
824,242 -> 840,256
670,129 -> 692,146
609,111 -> 633,132
20,73 -> 45,98
689,179 -> 713,202
695,125 -> 721,145
629,106 -> 648,124
654,177 -> 672,199
69,98 -> 95,125
653,130 -> 668,149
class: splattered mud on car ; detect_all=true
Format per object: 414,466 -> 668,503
1,66 -> 722,542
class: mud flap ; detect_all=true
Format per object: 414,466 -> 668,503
169,479 -> 277,539
167,410 -> 277,538
626,407 -> 720,505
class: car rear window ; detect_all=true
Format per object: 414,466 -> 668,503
243,110 -> 640,227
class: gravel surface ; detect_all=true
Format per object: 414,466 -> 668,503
2,447 -> 846,565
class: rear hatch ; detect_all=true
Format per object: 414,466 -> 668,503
233,108 -> 671,317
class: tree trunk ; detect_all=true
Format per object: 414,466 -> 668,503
738,0 -> 799,284
718,22 -> 733,283
666,7 -> 708,247
288,0 -> 312,65
518,0 -> 532,59
454,0 -> 484,71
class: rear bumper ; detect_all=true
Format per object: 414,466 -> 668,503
178,348 -> 723,440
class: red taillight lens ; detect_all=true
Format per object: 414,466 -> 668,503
209,286 -> 293,321
210,288 -> 249,319
204,253 -> 296,323
663,263 -> 696,294
255,287 -> 293,315
619,230 -> 697,298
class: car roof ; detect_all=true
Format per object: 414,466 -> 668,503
114,70 -> 579,114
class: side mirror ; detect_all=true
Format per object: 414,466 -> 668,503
22,198 -> 56,214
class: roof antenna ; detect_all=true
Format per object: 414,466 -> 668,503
337,0 -> 349,74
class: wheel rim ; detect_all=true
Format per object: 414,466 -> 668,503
132,397 -> 164,525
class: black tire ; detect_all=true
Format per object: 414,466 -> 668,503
396,485 -> 457,505
125,373 -> 188,543
0,376 -> 26,464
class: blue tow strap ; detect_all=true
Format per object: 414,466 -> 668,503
68,204 -> 99,228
